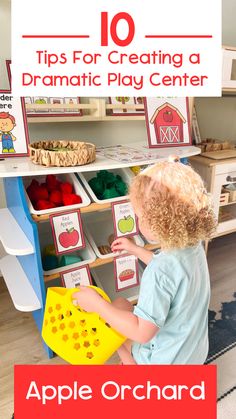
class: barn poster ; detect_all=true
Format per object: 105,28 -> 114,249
144,98 -> 191,148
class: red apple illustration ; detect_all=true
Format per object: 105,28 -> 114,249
58,228 -> 79,248
163,110 -> 173,122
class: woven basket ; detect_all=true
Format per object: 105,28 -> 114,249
29,140 -> 96,167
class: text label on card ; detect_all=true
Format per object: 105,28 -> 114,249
61,265 -> 92,289
112,200 -> 138,238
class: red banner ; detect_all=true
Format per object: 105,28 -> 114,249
14,365 -> 216,419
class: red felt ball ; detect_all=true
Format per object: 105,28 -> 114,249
46,174 -> 58,187
36,200 -> 56,210
72,194 -> 82,204
49,190 -> 63,205
34,186 -> 49,201
60,182 -> 73,194
30,179 -> 40,188
26,185 -> 38,202
62,193 -> 82,206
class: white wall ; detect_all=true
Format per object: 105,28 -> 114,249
195,0 -> 236,141
1,0 -> 236,199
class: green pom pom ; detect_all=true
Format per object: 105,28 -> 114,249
59,254 -> 83,267
97,170 -> 116,188
88,177 -> 104,197
42,255 -> 59,271
97,170 -> 108,180
102,187 -> 120,199
115,180 -> 128,196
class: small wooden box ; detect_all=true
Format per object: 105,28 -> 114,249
219,192 -> 230,205
222,187 -> 236,202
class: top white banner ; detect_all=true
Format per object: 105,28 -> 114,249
11,0 -> 222,97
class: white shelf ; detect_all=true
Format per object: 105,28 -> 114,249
0,255 -> 41,311
0,208 -> 34,255
0,143 -> 201,178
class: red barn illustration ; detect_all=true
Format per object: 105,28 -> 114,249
150,102 -> 186,144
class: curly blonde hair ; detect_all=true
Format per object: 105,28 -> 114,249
129,161 -> 216,250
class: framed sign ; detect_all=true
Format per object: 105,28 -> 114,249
50,210 -> 85,255
108,97 -> 144,115
144,97 -> 191,148
0,91 -> 30,157
112,200 -> 138,239
6,60 -> 11,88
222,47 -> 236,89
61,265 -> 92,289
114,254 -> 139,292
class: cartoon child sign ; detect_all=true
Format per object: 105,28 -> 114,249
0,92 -> 29,157
0,112 -> 16,153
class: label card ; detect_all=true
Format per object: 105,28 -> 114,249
114,254 -> 139,291
61,265 -> 92,289
50,210 -> 85,255
0,90 -> 29,158
112,200 -> 138,239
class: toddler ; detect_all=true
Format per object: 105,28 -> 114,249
73,161 -> 216,364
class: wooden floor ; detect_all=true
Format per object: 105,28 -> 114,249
1,233 -> 236,418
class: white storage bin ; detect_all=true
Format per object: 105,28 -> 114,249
77,168 -> 134,203
24,173 -> 90,215
38,222 -> 96,275
83,210 -> 144,259
91,262 -> 143,303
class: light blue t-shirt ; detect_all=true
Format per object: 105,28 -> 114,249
132,243 -> 210,364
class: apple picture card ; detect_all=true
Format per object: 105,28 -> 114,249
50,210 -> 85,255
114,254 -> 139,292
0,91 -> 29,157
112,200 -> 138,238
61,265 -> 92,289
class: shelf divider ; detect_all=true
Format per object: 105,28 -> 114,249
0,208 -> 34,255
0,255 -> 41,312
43,243 -> 160,283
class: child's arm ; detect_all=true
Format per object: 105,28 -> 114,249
11,134 -> 16,141
111,237 -> 153,265
73,286 -> 159,344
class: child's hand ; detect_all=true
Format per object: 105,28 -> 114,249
111,237 -> 139,255
72,286 -> 104,313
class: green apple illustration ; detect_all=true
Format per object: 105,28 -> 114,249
118,215 -> 135,234
35,98 -> 47,104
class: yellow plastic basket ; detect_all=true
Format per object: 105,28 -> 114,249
42,286 -> 126,365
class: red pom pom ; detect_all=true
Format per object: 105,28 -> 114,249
36,200 -> 56,210
26,179 -> 41,202
49,190 -> 63,205
46,175 -> 61,191
46,174 -> 57,186
62,193 -> 82,206
34,186 -> 49,201
60,182 -> 73,194
30,179 -> 40,188
72,194 -> 82,204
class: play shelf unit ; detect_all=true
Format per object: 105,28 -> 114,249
0,108 -> 200,357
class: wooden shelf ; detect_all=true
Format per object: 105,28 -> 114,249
26,99 -> 146,123
219,201 -> 236,207
27,116 -> 102,123
0,255 -> 41,311
0,208 -> 34,255
43,243 -> 160,283
31,202 -> 112,222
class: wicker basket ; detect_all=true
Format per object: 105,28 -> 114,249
29,140 -> 96,167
